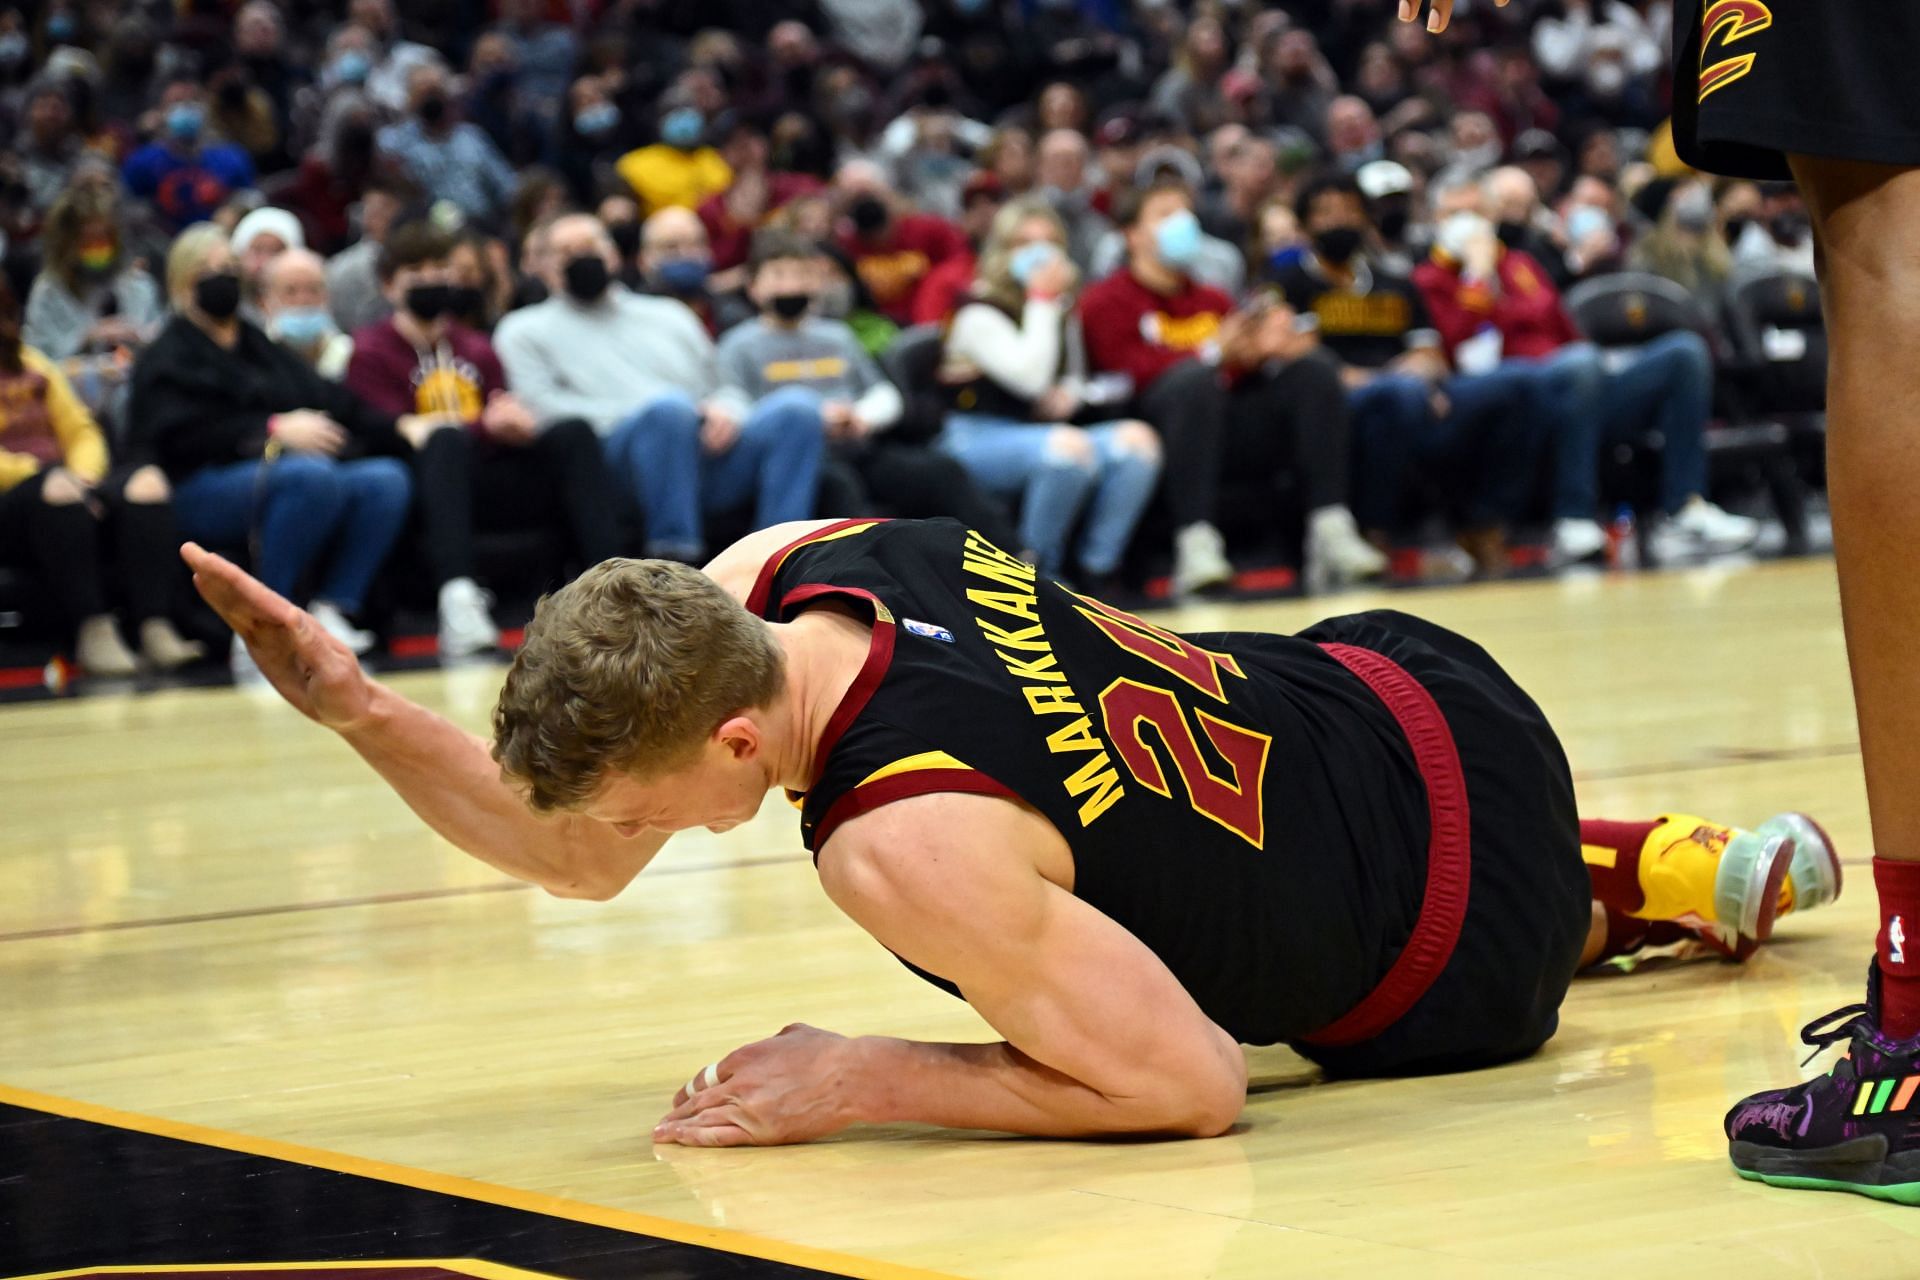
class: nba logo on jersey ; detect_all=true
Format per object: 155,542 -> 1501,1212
903,618 -> 955,643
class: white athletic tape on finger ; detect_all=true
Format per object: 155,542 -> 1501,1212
699,1061 -> 721,1092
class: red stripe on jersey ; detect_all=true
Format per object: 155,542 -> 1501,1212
745,519 -> 891,616
813,768 -> 1021,854
779,584 -> 897,789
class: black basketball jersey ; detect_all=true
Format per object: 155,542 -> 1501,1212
746,518 -> 1431,1046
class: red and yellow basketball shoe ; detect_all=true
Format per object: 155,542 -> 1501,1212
1627,813 -> 1797,961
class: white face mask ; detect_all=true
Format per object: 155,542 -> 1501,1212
1589,62 -> 1628,97
1436,211 -> 1493,260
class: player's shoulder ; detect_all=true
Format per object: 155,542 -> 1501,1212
817,788 -> 1052,910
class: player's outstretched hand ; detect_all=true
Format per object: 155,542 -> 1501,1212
181,543 -> 376,733
1398,0 -> 1506,34
654,1023 -> 858,1147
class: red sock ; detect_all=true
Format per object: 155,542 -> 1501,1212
1582,818 -> 1658,915
1875,857 -> 1920,1038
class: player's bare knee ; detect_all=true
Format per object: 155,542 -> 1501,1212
123,465 -> 171,505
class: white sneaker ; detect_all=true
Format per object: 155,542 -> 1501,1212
1670,497 -> 1762,556
438,577 -> 500,658
1172,521 -> 1234,596
1550,518 -> 1609,568
309,601 -> 376,655
1304,506 -> 1387,594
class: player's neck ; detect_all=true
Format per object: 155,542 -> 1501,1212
766,610 -> 876,791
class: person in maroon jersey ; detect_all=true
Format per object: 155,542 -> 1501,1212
1408,0 -> 1920,1207
182,516 -> 1840,1148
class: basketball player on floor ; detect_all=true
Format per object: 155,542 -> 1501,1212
1406,0 -> 1920,1207
183,519 -> 1840,1147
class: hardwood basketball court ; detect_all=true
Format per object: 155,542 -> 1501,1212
4,556 -> 1913,1277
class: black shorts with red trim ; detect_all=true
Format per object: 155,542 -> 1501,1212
1673,0 -> 1920,180
1288,611 -> 1589,1078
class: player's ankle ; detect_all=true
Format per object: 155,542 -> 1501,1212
1874,857 -> 1920,1037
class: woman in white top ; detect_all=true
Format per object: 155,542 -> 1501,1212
936,197 -> 1162,588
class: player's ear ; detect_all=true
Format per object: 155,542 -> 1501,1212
715,715 -> 761,761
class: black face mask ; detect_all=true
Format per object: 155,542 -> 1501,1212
1377,207 -> 1410,244
563,254 -> 611,302
446,284 -> 485,320
418,92 -> 448,125
1495,219 -> 1529,248
1312,226 -> 1365,265
767,292 -> 811,320
605,220 -> 642,260
194,270 -> 242,320
1724,216 -> 1754,246
404,282 -> 452,320
850,196 -> 888,235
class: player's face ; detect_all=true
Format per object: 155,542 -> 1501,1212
579,737 -> 769,839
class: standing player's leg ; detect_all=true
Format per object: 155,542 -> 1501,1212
1724,156 -> 1920,1203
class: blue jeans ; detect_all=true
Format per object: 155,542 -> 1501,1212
172,454 -> 413,614
1508,334 -> 1712,519
606,386 -> 827,559
936,415 -> 1162,578
1348,371 -> 1541,538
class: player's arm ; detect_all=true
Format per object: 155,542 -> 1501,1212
182,544 -> 657,900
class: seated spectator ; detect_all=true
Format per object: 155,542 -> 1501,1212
639,205 -> 754,336
352,0 -> 439,113
617,97 -> 733,216
0,278 -> 201,677
1554,174 -> 1630,283
122,80 -> 256,231
492,214 -> 824,562
1088,156 -> 1249,297
697,113 -> 825,271
131,225 -> 431,673
832,159 -> 968,326
1081,177 -> 1384,595
1729,182 -> 1815,277
276,104 -> 380,256
345,223 -> 619,657
597,193 -> 645,289
23,182 -> 164,416
1034,129 -> 1113,273
260,248 -> 353,379
326,174 -> 416,335
1413,206 -> 1759,564
1629,178 -> 1733,303
377,61 -> 517,230
910,171 -> 1004,326
231,206 -> 304,322
936,199 -> 1162,590
19,78 -> 86,215
446,230 -> 512,332
1484,166 -> 1577,288
1273,174 -> 1537,576
1199,133 -> 1278,255
1326,96 -> 1386,173
717,230 -> 1017,547
816,244 -> 900,357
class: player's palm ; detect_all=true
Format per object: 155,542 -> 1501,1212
181,543 -> 375,732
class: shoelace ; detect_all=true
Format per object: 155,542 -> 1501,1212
1800,1002 -> 1873,1069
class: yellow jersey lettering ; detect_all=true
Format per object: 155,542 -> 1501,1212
1063,751 -> 1126,826
1044,715 -> 1104,755
1023,684 -> 1085,716
966,587 -> 1040,622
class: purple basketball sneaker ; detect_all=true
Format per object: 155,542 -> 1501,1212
1727,965 -> 1920,1204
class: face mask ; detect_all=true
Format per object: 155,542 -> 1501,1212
655,257 -> 710,293
332,50 -> 371,84
1009,241 -> 1060,287
446,284 -> 485,319
0,33 -> 27,67
1312,226 -> 1365,264
576,102 -> 619,138
271,307 -> 333,345
77,242 -> 117,274
418,92 -> 448,125
850,196 -> 889,236
1589,62 -> 1627,97
1565,205 -> 1612,246
563,254 -> 611,302
1436,211 -> 1492,260
1673,187 -> 1714,233
404,282 -> 452,320
48,13 -> 76,42
1153,208 -> 1202,270
1724,216 -> 1754,247
1377,207 -> 1410,244
166,102 -> 205,143
661,107 -> 704,149
1495,220 -> 1529,248
605,220 -> 641,260
194,270 -> 242,319
768,292 -> 811,320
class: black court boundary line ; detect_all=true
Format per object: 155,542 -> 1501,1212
2,740 -> 1865,947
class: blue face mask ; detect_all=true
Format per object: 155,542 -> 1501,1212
48,13 -> 76,42
1153,208 -> 1202,271
661,107 -> 704,150
575,102 -> 619,137
165,102 -> 204,143
271,307 -> 333,346
332,50 -> 372,85
1008,241 -> 1060,288
655,257 -> 710,293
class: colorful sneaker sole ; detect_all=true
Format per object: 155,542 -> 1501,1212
1732,1138 -> 1920,1206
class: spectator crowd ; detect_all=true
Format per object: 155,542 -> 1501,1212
0,0 -> 1822,680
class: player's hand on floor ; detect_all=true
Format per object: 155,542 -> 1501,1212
181,543 -> 376,732
654,1023 -> 858,1147
1397,0 -> 1506,34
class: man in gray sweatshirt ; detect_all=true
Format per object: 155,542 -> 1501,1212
494,213 -> 825,561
